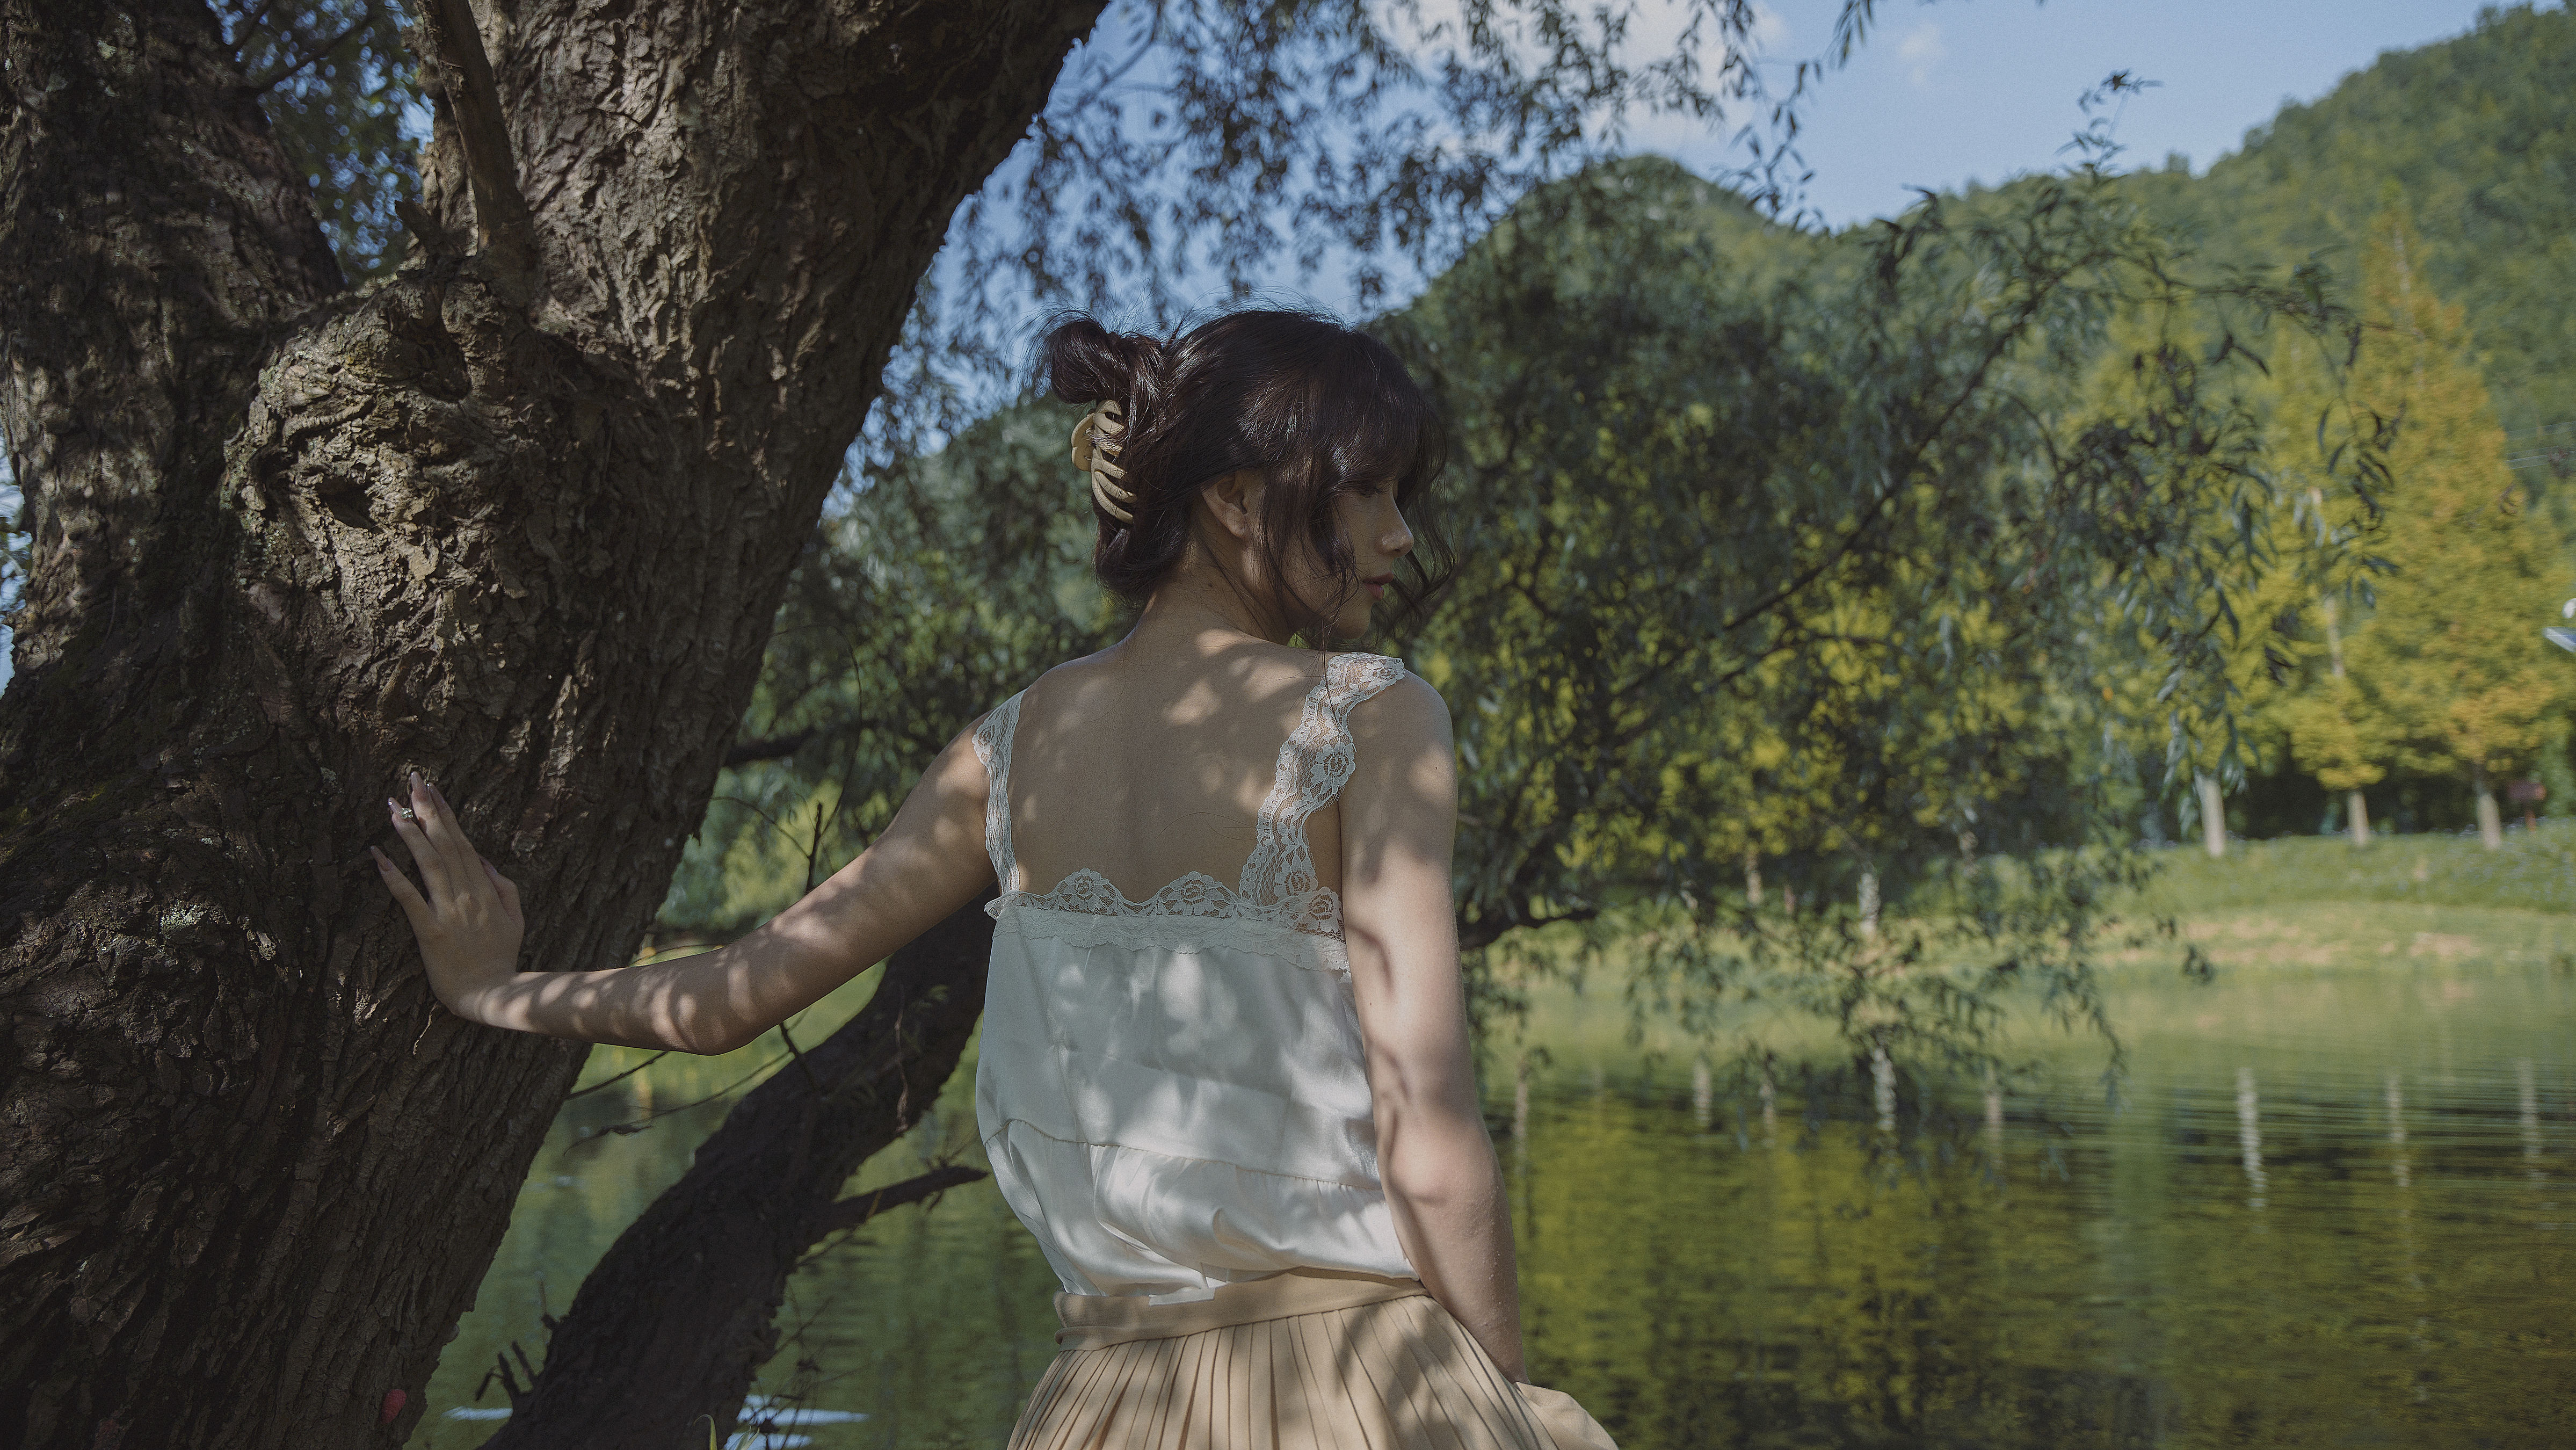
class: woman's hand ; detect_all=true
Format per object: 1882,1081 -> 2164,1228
374,771 -> 525,1020
361,715 -> 992,1052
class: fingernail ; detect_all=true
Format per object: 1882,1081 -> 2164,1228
409,770 -> 423,791
386,797 -> 399,814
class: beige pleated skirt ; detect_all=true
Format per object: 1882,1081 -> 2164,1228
1007,1270 -> 1616,1450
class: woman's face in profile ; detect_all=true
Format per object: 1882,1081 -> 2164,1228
1316,481 -> 1414,641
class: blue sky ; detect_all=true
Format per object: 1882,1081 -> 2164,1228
1661,0 -> 2528,228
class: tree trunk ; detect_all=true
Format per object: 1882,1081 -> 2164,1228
1742,849 -> 1762,907
2348,789 -> 2372,847
1856,864 -> 1878,939
487,898 -> 996,1449
2475,764 -> 2504,850
2196,771 -> 2227,859
0,3 -> 1098,1447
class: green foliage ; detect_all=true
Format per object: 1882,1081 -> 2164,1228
659,410 -> 1118,939
221,0 -> 419,281
1380,151 -> 2369,1070
222,0 -> 2570,1072
676,151 -> 2375,1091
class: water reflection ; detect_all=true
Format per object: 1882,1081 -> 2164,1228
1513,963 -> 2572,1449
426,958 -> 2573,1450
2519,1056 -> 2544,1182
2236,1065 -> 2267,1209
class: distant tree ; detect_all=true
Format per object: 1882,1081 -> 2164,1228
2332,209 -> 2569,849
2078,308 -> 2338,861
2265,325 -> 2400,844
2281,640 -> 2397,844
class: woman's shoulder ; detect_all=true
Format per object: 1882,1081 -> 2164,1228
1338,659 -> 1447,742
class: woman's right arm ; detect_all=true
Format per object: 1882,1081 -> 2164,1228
1339,674 -> 1528,1382
377,720 -> 997,1055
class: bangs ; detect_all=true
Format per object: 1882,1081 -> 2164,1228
1260,332 -> 1447,506
1324,364 -> 1445,503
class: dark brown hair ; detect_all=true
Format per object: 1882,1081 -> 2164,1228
1039,308 -> 1452,639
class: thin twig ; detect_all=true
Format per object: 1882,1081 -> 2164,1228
562,1050 -> 670,1100
246,15 -> 368,91
802,1164 -> 989,1244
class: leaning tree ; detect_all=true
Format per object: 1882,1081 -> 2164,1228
0,2 -> 1846,1445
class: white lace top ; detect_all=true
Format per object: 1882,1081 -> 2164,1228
969,651 -> 1418,1302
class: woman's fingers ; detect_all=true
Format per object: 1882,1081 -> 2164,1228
374,845 -> 434,931
388,775 -> 518,931
405,771 -> 470,869
388,797 -> 456,904
484,857 -> 524,929
411,772 -> 464,851
392,773 -> 485,912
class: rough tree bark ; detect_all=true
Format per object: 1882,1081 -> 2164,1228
486,897 -> 996,1448
0,2 -> 1100,1447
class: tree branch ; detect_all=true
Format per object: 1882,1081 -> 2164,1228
808,1165 -> 989,1242
724,730 -> 815,767
410,0 -> 539,298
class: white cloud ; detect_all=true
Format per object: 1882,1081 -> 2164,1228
1898,21 -> 1946,89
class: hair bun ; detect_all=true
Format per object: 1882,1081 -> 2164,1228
1029,308 -> 1452,640
1039,314 -> 1163,409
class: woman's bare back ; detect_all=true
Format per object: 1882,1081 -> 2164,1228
1003,638 -> 1348,904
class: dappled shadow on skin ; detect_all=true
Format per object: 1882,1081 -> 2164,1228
1006,639 -> 1364,902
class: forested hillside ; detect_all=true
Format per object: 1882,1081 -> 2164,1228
2125,2 -> 2576,444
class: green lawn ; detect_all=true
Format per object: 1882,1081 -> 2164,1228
2140,817 -> 2576,916
2116,821 -> 2576,985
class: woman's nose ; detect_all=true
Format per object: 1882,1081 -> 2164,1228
1386,505 -> 1414,557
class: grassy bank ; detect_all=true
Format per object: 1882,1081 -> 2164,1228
2140,817 -> 2576,915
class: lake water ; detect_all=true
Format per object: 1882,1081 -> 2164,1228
422,919 -> 2574,1449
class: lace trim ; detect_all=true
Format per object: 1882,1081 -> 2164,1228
990,887 -> 1352,973
970,653 -> 1405,952
1237,653 -> 1407,921
971,692 -> 1026,891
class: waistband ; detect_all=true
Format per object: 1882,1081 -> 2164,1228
1053,1269 -> 1429,1350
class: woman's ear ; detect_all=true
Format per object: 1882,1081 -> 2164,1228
1196,468 -> 1264,543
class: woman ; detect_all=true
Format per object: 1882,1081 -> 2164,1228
377,309 -> 1614,1449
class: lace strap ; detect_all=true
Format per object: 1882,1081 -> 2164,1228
971,693 -> 1026,893
1238,653 -> 1407,907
